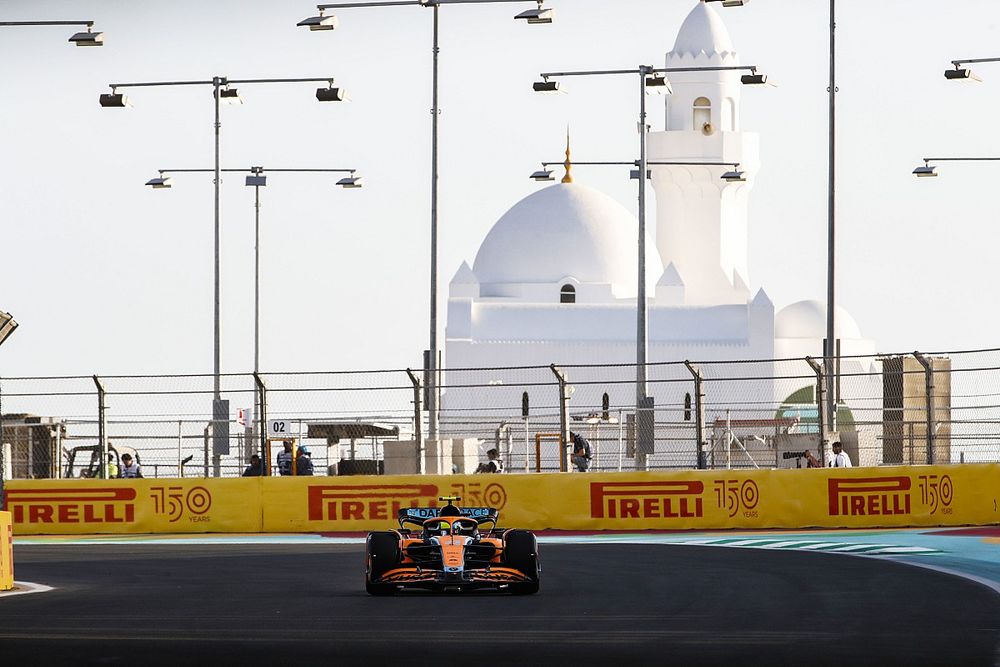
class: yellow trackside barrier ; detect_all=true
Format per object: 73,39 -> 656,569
6,464 -> 1000,535
0,511 -> 13,590
4,478 -> 262,535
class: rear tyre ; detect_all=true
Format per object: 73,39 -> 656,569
503,529 -> 540,595
366,531 -> 400,596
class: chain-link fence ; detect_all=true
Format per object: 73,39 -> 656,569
1,346 -> 997,480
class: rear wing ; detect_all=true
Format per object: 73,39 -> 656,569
397,506 -> 499,527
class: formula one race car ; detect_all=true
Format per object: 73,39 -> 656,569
365,496 -> 539,595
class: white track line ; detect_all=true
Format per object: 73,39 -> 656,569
0,581 -> 54,598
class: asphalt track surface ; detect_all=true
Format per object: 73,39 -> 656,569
2,543 -> 999,667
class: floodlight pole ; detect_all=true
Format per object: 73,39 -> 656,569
429,2 -> 440,443
105,76 -> 340,423
313,0 -> 548,445
536,63 -> 759,445
150,166 -> 358,377
825,0 -> 837,441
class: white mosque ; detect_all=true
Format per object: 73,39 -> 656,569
442,1 -> 879,467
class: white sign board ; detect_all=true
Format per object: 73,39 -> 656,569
267,419 -> 292,439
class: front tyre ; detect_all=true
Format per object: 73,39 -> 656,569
365,531 -> 400,596
503,529 -> 540,595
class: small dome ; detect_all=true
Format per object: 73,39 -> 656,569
775,300 -> 862,340
670,2 -> 735,58
473,183 -> 662,297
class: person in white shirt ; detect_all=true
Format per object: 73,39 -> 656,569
119,453 -> 143,478
828,441 -> 853,468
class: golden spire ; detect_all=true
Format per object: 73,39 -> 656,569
561,127 -> 573,183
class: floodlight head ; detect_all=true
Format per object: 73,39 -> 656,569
533,80 -> 562,94
218,87 -> 242,104
945,67 -> 980,82
99,91 -> 130,108
530,169 -> 555,181
515,7 -> 554,24
337,174 -> 363,188
297,12 -> 339,31
316,86 -> 348,102
721,169 -> 746,182
740,73 -> 768,86
913,165 -> 938,178
69,30 -> 104,47
246,175 -> 267,187
0,310 -> 17,347
146,174 -> 173,189
644,74 -> 672,95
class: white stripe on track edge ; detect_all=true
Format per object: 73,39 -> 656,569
0,581 -> 54,598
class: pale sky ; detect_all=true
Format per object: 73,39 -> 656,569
2,0 -> 999,379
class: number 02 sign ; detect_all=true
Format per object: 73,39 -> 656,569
268,420 -> 291,438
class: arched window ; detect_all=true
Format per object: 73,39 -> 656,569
560,284 -> 576,304
693,96 -> 712,133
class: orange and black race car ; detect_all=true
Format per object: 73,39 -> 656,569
365,496 -> 540,595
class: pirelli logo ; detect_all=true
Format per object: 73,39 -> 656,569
828,477 -> 911,517
590,481 -> 704,520
5,488 -> 137,524
307,484 -> 439,521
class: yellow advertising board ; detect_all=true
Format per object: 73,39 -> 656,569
4,479 -> 262,535
6,465 -> 1000,535
261,464 -> 1000,533
0,511 -> 13,590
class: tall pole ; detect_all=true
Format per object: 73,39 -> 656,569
254,182 -> 261,375
637,67 -> 649,408
427,4 -> 440,442
825,1 -> 837,437
213,76 -> 223,402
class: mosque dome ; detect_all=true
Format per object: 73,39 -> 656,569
669,1 -> 736,59
775,300 -> 862,340
472,182 -> 662,298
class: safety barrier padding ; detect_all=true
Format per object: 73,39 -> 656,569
0,511 -> 13,590
5,465 -> 1000,535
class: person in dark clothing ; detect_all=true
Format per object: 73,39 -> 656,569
276,441 -> 294,476
295,447 -> 314,476
569,431 -> 592,472
242,454 -> 263,477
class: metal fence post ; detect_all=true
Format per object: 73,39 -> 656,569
92,375 -> 108,479
684,361 -> 706,469
805,356 -> 827,464
549,364 -> 569,472
253,372 -> 268,474
913,351 -> 936,464
405,368 -> 424,474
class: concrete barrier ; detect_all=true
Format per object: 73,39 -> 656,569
5,464 -> 999,535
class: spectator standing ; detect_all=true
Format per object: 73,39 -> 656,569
475,448 -> 503,474
119,453 -> 143,478
296,447 -> 315,476
827,441 -> 853,468
242,454 -> 263,477
569,431 -> 592,472
277,441 -> 294,476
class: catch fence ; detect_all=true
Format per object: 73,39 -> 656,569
1,346 -> 997,480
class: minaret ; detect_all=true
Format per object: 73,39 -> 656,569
648,1 -> 760,305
